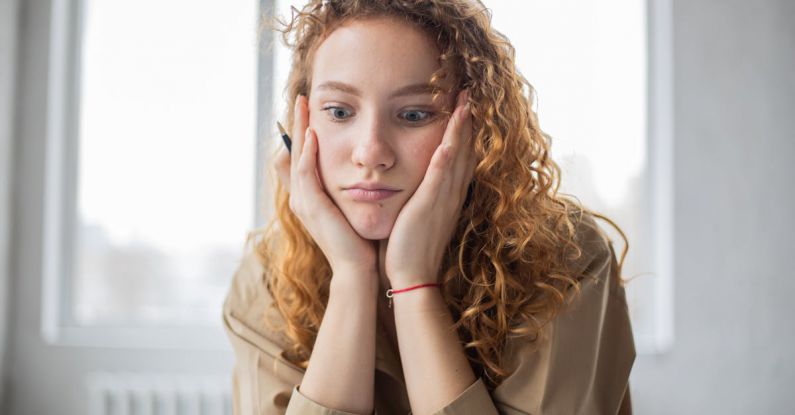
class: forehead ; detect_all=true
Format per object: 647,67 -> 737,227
310,17 -> 441,93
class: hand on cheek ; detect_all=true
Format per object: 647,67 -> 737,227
384,89 -> 477,288
279,95 -> 378,280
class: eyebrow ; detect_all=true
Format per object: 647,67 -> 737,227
315,81 -> 437,99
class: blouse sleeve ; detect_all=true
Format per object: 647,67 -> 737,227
433,216 -> 637,415
222,251 -> 366,415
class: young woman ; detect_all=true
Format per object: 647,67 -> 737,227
223,1 -> 636,414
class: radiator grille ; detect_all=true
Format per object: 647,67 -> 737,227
86,372 -> 232,415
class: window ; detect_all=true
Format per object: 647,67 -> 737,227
46,0 -> 671,352
43,0 -> 260,347
478,0 -> 672,354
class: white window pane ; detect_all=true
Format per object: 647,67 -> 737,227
73,0 -> 258,325
484,1 -> 655,351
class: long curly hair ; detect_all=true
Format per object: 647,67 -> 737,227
247,0 -> 630,392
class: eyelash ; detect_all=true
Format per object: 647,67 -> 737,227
321,106 -> 436,125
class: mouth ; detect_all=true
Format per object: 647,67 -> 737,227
344,188 -> 401,202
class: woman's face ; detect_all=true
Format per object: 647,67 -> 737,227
308,17 -> 453,241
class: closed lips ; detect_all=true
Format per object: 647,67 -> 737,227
346,182 -> 400,191
345,188 -> 401,201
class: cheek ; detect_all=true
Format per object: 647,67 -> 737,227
407,126 -> 446,172
407,142 -> 437,172
314,136 -> 346,185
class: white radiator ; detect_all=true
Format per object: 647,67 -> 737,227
86,372 -> 232,415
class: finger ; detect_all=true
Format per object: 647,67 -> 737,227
441,89 -> 470,196
460,158 -> 477,203
291,95 -> 309,182
421,140 -> 452,205
417,89 -> 467,202
413,89 -> 469,205
452,90 -> 474,193
297,127 -> 325,196
441,89 -> 468,150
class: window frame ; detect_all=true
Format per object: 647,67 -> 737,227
40,0 -> 273,350
642,0 -> 675,354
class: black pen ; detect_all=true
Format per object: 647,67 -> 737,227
276,121 -> 292,153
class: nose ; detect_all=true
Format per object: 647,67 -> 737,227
350,111 -> 395,171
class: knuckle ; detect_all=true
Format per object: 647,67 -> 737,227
436,152 -> 449,167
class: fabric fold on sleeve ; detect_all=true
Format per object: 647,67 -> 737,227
286,385 -> 372,415
432,377 -> 499,415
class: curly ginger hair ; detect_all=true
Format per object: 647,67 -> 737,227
246,0 -> 631,392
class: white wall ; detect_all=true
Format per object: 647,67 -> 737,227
629,0 -> 795,413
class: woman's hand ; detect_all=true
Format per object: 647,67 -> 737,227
274,95 -> 378,278
384,89 -> 477,288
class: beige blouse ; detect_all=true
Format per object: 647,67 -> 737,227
222,213 -> 636,414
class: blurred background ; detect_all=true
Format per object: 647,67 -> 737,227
0,0 -> 792,414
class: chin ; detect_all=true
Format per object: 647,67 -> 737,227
344,204 -> 398,241
354,226 -> 391,241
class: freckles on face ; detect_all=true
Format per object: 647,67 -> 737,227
314,116 -> 447,240
402,124 -> 446,175
306,17 -> 452,240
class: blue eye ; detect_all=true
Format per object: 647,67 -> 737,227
322,106 -> 353,122
400,110 -> 433,123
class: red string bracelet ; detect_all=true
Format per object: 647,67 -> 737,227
385,283 -> 441,308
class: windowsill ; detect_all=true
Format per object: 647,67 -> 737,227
42,323 -> 233,350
